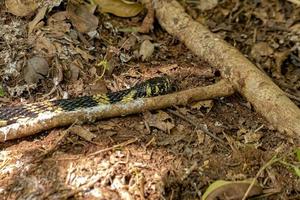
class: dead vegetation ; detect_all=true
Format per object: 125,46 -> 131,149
0,0 -> 300,199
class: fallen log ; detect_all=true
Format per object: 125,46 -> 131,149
153,0 -> 300,138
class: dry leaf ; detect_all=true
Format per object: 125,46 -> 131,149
86,79 -> 108,95
67,80 -> 84,96
202,180 -> 262,200
67,0 -> 98,33
69,61 -> 81,81
191,100 -> 214,113
251,42 -> 274,61
139,39 -> 154,61
5,0 -> 38,17
196,129 -> 205,144
28,6 -> 48,35
75,47 -> 96,61
93,0 -> 143,17
197,0 -> 218,11
47,11 -> 72,38
144,111 -> 175,133
69,126 -> 96,142
24,57 -> 49,84
119,35 -> 137,51
34,36 -> 57,56
244,131 -> 262,144
97,122 -> 116,130
138,0 -> 154,33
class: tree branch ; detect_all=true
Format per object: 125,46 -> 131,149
0,80 -> 234,142
153,0 -> 300,137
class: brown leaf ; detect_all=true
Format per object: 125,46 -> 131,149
75,47 -> 96,61
5,0 -> 38,17
86,79 -> 108,96
69,126 -> 96,142
138,0 -> 154,33
196,0 -> 218,11
144,111 -> 175,133
69,61 -> 81,81
93,0 -> 143,17
251,42 -> 274,60
34,36 -> 57,56
67,80 -> 84,96
202,180 -> 263,200
28,6 -> 48,35
191,100 -> 214,113
139,39 -> 154,61
24,57 -> 49,84
243,131 -> 262,144
67,0 -> 98,33
47,11 -> 72,38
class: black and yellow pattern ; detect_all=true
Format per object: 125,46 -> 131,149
0,76 -> 174,126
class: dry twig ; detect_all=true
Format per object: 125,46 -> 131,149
167,109 -> 227,147
88,138 -> 138,157
0,80 -> 234,142
242,156 -> 280,200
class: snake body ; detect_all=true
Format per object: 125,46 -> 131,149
0,76 -> 173,126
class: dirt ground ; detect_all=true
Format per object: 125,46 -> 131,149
0,0 -> 299,199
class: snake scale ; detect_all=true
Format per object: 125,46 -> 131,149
0,76 -> 174,127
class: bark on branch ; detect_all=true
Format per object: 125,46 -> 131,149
153,0 -> 300,137
0,80 -> 233,142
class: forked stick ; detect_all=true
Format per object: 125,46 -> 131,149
153,0 -> 300,137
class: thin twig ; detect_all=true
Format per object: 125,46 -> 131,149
62,174 -> 102,199
167,109 -> 229,148
88,138 -> 138,157
33,122 -> 79,164
242,156 -> 280,200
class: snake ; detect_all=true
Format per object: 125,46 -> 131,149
0,76 -> 174,127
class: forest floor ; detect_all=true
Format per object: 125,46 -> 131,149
0,0 -> 299,199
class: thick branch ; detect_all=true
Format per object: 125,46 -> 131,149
0,80 -> 234,142
154,0 -> 300,137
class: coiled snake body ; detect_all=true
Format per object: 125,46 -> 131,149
0,76 -> 173,127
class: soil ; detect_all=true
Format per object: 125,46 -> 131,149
0,0 -> 299,199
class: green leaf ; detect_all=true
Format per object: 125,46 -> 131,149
295,148 -> 300,162
0,86 -> 5,97
293,166 -> 300,177
96,59 -> 110,78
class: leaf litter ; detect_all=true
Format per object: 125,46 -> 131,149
0,0 -> 299,199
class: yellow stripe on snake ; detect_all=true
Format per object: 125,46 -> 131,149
0,77 -> 174,127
